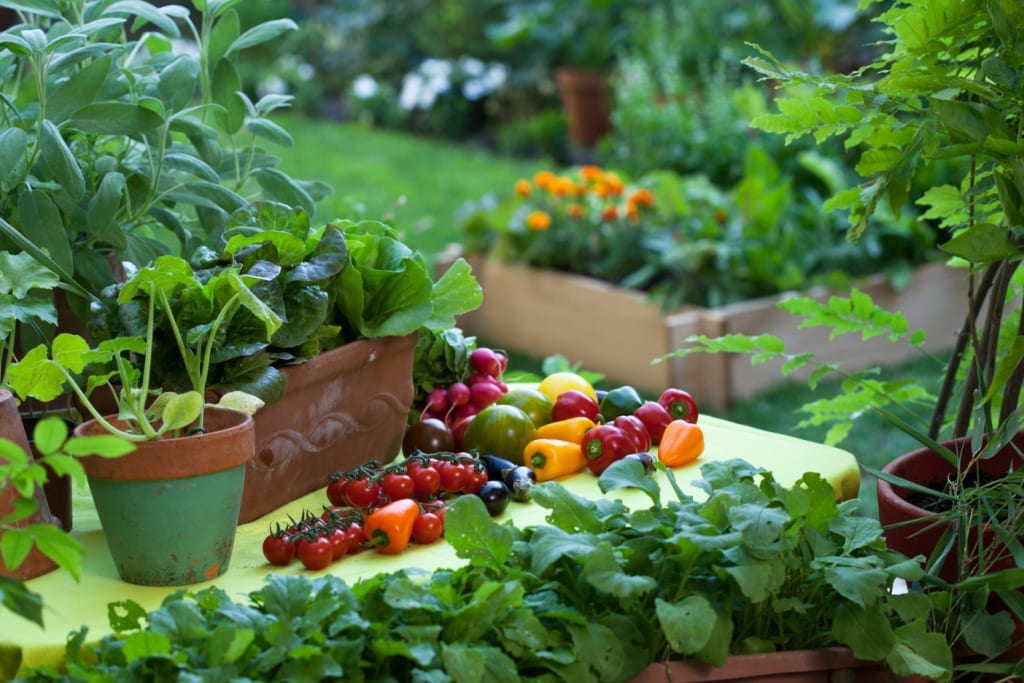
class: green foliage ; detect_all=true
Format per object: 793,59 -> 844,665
15,460 -> 952,681
0,417 -> 133,627
0,0 -> 323,300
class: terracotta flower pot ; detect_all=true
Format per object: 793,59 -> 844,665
236,333 -> 417,522
74,407 -> 254,586
0,390 -> 60,580
631,648 -> 928,682
554,67 -> 612,148
876,432 -> 1024,582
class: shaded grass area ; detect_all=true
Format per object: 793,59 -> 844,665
270,114 -> 548,257
272,114 -> 943,518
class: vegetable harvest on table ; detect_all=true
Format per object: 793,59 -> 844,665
260,344 -> 707,569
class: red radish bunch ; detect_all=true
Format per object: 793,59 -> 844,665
413,346 -> 509,448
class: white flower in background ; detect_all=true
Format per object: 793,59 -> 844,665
258,75 -> 288,97
297,63 -> 315,81
352,74 -> 379,99
458,56 -> 485,77
420,58 -> 452,80
483,63 -> 509,90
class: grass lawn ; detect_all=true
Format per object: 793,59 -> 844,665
270,113 -> 938,518
270,113 -> 549,257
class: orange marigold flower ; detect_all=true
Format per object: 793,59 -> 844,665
714,208 -> 728,224
552,176 -> 576,197
567,203 -> 586,218
533,170 -> 556,190
626,202 -> 640,222
602,172 -> 624,195
574,182 -> 588,197
593,182 -> 610,198
629,188 -> 655,207
580,165 -> 603,182
515,179 -> 532,198
526,210 -> 552,230
600,205 -> 619,221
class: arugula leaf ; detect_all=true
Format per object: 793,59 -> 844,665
444,495 -> 514,566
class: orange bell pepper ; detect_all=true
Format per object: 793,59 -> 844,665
363,498 -> 419,554
523,438 -> 587,481
657,419 -> 704,468
535,416 -> 596,444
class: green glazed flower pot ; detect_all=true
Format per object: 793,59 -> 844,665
74,407 -> 254,586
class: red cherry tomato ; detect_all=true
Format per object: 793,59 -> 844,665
413,512 -> 444,544
344,522 -> 365,554
461,466 -> 489,494
344,477 -> 382,509
326,478 -> 349,507
262,533 -> 294,566
438,461 -> 467,492
296,536 -> 333,571
381,472 -> 415,501
328,527 -> 349,561
407,463 -> 441,496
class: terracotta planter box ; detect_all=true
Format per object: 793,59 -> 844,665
443,250 -> 966,410
237,333 -> 417,522
632,648 -> 927,682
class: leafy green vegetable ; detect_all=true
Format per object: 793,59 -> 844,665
17,460 -> 953,682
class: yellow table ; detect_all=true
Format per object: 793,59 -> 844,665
0,415 -> 861,676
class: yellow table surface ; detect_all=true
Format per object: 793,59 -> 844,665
0,415 -> 861,674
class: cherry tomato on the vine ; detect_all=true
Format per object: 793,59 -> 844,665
296,536 -> 333,571
344,522 -> 365,553
344,477 -> 382,508
461,466 -> 489,494
413,512 -> 444,544
326,478 -> 349,507
381,472 -> 415,501
438,461 -> 467,492
328,527 -> 349,561
262,533 -> 294,566
407,462 -> 441,496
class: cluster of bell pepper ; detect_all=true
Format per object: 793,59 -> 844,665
522,383 -> 704,481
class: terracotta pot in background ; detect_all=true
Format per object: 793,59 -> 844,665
0,390 -> 59,580
554,67 -> 612,148
236,333 -> 417,522
75,407 -> 254,586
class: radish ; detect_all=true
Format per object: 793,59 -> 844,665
448,382 -> 471,406
470,347 -> 502,377
470,380 -> 504,408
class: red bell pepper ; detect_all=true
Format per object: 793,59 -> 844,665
551,389 -> 601,422
658,388 -> 700,424
581,424 -> 634,475
633,401 -> 672,444
612,415 -> 652,453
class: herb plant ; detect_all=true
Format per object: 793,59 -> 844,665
16,459 -> 952,682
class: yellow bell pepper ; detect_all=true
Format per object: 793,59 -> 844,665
523,438 -> 587,481
535,416 -> 596,444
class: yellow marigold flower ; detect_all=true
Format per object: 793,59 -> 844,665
551,176 -> 576,197
533,170 -> 556,190
602,172 -> 624,196
593,182 -> 610,198
567,203 -> 586,218
629,188 -> 654,207
580,165 -> 604,182
600,205 -> 619,221
515,179 -> 532,198
526,210 -> 552,230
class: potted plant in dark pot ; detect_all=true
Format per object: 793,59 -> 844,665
8,255 -> 278,586
673,0 -> 1024,676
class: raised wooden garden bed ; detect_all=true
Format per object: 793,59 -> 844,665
440,250 -> 967,411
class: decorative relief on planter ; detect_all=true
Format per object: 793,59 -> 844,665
237,333 -> 417,523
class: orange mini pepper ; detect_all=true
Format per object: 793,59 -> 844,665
535,416 -> 596,444
657,419 -> 705,468
363,498 -> 419,555
524,438 -> 587,481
